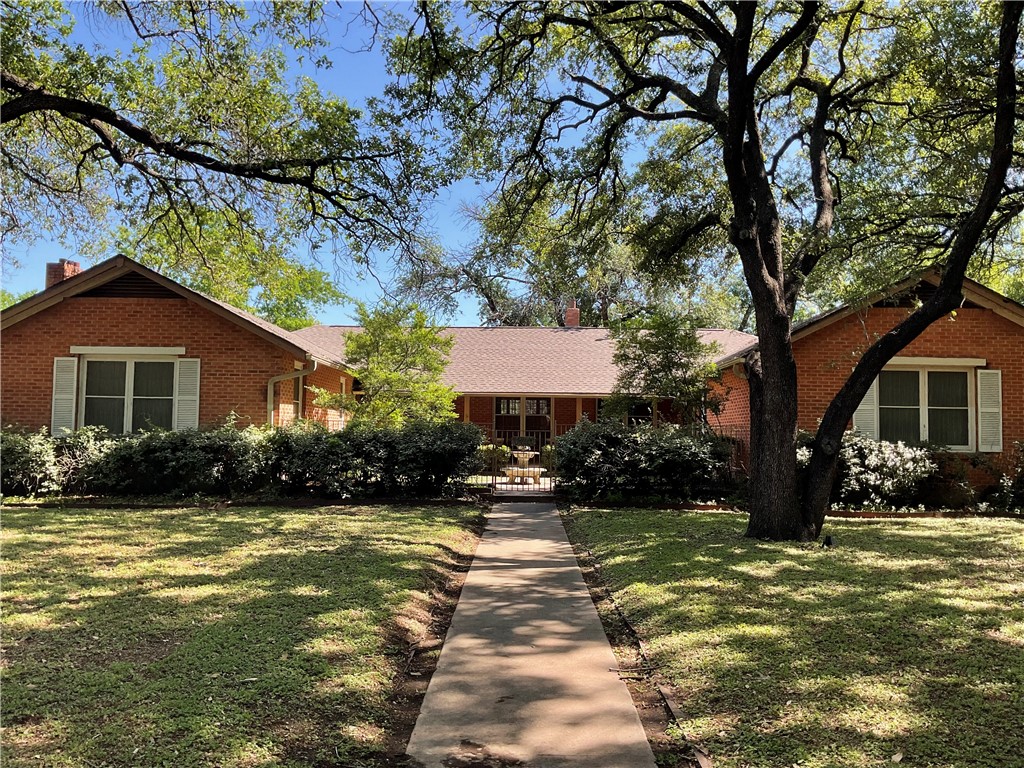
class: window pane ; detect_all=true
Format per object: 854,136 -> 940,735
929,408 -> 969,446
497,398 -> 519,415
879,370 -> 919,407
132,399 -> 173,432
879,407 -> 919,443
84,397 -> 125,432
133,362 -> 175,397
928,372 -> 968,408
85,361 -> 126,396
629,401 -> 653,418
526,398 -> 549,415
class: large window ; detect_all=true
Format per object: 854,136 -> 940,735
877,369 -> 971,449
82,359 -> 176,432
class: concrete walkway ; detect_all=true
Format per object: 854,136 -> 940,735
406,502 -> 656,768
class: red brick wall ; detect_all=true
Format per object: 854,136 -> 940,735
302,364 -> 349,430
581,397 -> 598,422
712,306 -> 1023,470
1,296 -> 307,429
710,368 -> 751,469
454,395 -> 467,422
468,395 -> 494,438
553,397 -> 578,435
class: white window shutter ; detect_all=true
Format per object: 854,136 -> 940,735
852,377 -> 879,440
977,369 -> 1002,453
50,357 -> 78,436
174,359 -> 201,430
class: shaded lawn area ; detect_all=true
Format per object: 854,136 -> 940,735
564,508 -> 1024,768
1,503 -> 481,767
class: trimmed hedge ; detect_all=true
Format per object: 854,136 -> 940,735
0,420 -> 482,499
555,420 -> 734,502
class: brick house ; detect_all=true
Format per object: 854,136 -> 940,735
1,256 -> 351,434
0,256 -> 753,440
294,324 -> 755,446
712,271 -> 1024,471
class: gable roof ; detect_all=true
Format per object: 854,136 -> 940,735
717,270 -> 1024,367
2,253 -> 758,394
293,325 -> 757,396
0,256 -> 345,366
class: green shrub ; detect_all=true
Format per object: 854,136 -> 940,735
1,420 -> 479,500
90,425 -> 273,496
475,443 -> 512,473
53,426 -> 116,493
555,420 -> 733,501
264,420 -> 482,498
987,441 -> 1024,513
1,428 -> 59,496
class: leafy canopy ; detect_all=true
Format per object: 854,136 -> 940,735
1,1 -> 444,326
608,311 -> 721,419
311,301 -> 457,428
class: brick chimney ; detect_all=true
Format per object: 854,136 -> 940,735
564,299 -> 581,327
45,259 -> 82,289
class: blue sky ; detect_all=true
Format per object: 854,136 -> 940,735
1,3 -> 487,325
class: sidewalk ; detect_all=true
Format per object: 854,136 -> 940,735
405,502 -> 657,768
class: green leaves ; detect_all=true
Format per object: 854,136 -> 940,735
313,300 -> 457,428
1,1 -> 438,320
610,310 -> 721,419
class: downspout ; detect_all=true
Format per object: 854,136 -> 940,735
267,360 -> 318,426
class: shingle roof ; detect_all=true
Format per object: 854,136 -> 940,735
196,293 -> 345,366
292,325 -> 757,395
0,256 -> 347,367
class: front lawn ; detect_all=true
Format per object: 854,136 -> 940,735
564,508 -> 1024,768
1,503 -> 481,767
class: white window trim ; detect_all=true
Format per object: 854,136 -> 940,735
70,346 -> 186,355
77,355 -> 180,433
878,366 -> 976,452
888,356 -> 986,368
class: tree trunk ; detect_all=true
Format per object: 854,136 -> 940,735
800,1 -> 1022,537
743,307 -> 811,540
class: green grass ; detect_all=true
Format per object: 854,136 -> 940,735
564,508 -> 1024,768
1,503 -> 481,767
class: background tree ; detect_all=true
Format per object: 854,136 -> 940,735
388,0 -> 1022,540
0,287 -> 34,310
1,0 -> 442,325
310,301 -> 457,428
399,189 -> 681,326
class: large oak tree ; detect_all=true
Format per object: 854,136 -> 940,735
1,0 -> 443,327
387,0 -> 1023,539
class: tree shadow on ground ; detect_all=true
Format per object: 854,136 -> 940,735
565,508 -> 1024,768
1,504 -> 480,767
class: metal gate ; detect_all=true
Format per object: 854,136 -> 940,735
476,433 -> 558,495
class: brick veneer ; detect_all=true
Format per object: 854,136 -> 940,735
302,363 -> 349,430
1,296 -> 316,429
468,395 -> 494,438
711,305 -> 1023,470
553,397 -> 578,434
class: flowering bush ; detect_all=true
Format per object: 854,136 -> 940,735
1,428 -> 60,496
986,441 -> 1024,513
798,431 -> 936,508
